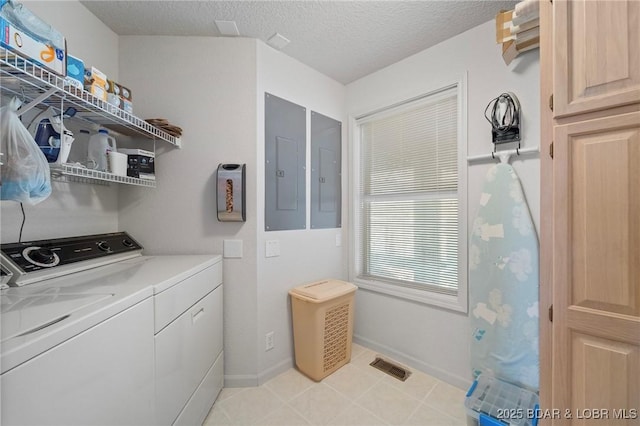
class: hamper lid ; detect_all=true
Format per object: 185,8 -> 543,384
289,279 -> 356,302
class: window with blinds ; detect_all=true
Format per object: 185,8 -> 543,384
356,86 -> 461,297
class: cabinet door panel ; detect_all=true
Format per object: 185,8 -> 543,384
554,0 -> 640,117
155,286 -> 223,425
552,111 -> 640,425
571,333 -> 639,424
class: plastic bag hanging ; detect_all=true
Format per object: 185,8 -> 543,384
1,97 -> 52,205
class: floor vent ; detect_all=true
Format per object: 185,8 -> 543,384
370,357 -> 411,382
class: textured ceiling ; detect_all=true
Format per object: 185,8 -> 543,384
80,1 -> 517,84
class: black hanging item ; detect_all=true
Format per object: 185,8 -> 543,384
484,92 -> 521,145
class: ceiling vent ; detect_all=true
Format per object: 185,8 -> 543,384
267,32 -> 290,50
215,20 -> 240,36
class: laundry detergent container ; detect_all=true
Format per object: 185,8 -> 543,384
289,279 -> 357,381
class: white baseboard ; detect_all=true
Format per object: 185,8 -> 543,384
224,358 -> 294,388
257,358 -> 294,385
353,334 -> 472,391
226,339 -> 472,391
223,374 -> 258,388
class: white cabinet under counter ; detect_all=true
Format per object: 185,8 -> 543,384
154,259 -> 224,425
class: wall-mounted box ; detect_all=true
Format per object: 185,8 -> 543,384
217,164 -> 246,222
265,93 -> 306,231
311,111 -> 341,229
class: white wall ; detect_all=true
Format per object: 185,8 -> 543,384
117,36 -> 260,385
117,37 -> 347,386
255,42 -> 347,383
1,1 -> 120,243
346,20 -> 540,390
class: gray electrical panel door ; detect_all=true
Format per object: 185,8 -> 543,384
265,93 -> 306,231
311,111 -> 341,229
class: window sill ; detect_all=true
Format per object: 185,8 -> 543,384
352,276 -> 468,314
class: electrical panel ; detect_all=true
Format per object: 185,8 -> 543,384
310,111 -> 341,229
264,93 -> 306,231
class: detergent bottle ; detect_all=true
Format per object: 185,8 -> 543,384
87,129 -> 117,171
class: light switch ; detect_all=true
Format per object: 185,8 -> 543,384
223,240 -> 243,258
335,232 -> 342,247
265,240 -> 280,258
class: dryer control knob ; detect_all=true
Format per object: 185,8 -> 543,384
97,241 -> 111,252
31,248 -> 56,264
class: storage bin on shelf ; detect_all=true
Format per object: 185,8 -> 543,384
289,279 -> 356,381
465,374 -> 540,426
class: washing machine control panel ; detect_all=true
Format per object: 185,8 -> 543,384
0,232 -> 143,285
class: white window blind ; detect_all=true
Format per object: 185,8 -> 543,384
357,87 -> 460,295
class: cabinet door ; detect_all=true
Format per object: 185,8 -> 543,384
554,0 -> 640,117
155,285 -> 223,425
552,112 -> 640,425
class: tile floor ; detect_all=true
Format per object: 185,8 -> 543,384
204,343 -> 468,426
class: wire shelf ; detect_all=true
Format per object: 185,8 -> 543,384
50,164 -> 156,188
50,173 -> 110,186
0,47 -> 181,147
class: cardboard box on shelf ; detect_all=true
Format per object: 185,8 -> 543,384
502,36 -> 539,65
86,82 -> 107,101
120,148 -> 154,178
107,93 -> 120,107
105,79 -> 132,102
495,9 -> 514,43
510,18 -> 539,36
84,66 -> 107,88
104,91 -> 133,113
119,85 -> 132,101
514,26 -> 540,43
64,76 -> 83,90
65,54 -> 84,88
516,36 -> 540,52
105,79 -> 120,95
121,97 -> 133,114
119,148 -> 155,158
0,17 -> 66,76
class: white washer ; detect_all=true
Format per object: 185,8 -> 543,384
1,233 -> 223,425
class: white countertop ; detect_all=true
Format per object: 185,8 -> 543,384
0,254 -> 222,374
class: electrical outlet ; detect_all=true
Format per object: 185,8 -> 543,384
265,331 -> 274,351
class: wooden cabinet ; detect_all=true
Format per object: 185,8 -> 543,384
552,112 -> 640,424
553,0 -> 640,117
541,1 -> 640,424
